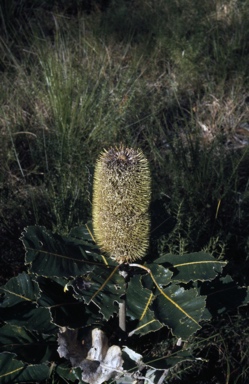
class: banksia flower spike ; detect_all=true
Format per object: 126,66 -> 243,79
92,146 -> 151,264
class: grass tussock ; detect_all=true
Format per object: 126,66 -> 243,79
1,1 -> 249,383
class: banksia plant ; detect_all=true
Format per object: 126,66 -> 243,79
92,146 -> 151,263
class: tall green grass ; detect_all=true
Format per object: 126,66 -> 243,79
1,15 -> 162,232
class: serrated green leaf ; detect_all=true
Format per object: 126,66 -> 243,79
154,284 -> 206,339
0,324 -> 56,363
126,276 -> 162,336
155,252 -> 227,282
130,263 -> 206,338
70,224 -> 99,245
142,263 -> 173,290
126,276 -> 153,320
22,225 -> 106,278
0,303 -> 56,333
21,226 -> 126,321
37,276 -> 96,328
0,272 -> 40,307
0,273 -> 56,333
0,353 -> 24,384
0,353 -> 50,383
201,275 -> 249,317
69,265 -> 126,320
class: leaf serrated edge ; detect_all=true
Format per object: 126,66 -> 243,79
0,273 -> 41,303
130,264 -> 200,327
89,264 -> 120,303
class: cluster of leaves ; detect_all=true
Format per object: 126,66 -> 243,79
0,225 -> 248,383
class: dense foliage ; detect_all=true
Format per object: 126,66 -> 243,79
0,224 -> 247,383
1,1 -> 249,383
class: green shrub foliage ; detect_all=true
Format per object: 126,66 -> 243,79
0,224 -> 248,383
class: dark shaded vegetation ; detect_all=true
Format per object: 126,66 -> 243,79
1,0 -> 249,383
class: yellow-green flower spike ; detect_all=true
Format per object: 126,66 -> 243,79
92,146 -> 151,264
